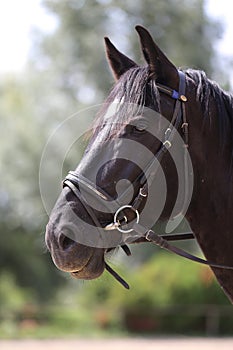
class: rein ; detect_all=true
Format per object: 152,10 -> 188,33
63,71 -> 233,289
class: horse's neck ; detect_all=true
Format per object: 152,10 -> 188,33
188,139 -> 233,219
186,108 -> 233,248
187,125 -> 233,303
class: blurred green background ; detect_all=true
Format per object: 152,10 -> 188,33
0,0 -> 233,339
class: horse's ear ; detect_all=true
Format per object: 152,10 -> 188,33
135,25 -> 178,88
104,37 -> 137,80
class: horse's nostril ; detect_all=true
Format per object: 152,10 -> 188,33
59,234 -> 76,250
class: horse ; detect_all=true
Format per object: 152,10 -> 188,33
45,26 -> 233,303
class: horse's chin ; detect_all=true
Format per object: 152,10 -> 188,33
70,255 -> 105,280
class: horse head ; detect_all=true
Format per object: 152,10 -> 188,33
45,26 -> 194,285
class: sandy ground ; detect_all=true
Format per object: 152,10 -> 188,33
1,338 -> 233,350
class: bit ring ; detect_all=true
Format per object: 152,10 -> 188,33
114,205 -> 139,233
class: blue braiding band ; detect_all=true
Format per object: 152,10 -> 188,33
172,90 -> 179,99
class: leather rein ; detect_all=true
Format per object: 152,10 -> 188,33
63,71 -> 233,289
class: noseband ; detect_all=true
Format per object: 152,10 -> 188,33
63,71 -> 233,289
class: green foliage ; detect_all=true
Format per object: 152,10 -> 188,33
0,272 -> 31,317
0,253 -> 232,338
74,253 -> 232,335
0,223 -> 64,303
0,74 -> 66,304
38,0 -> 224,106
0,272 -> 33,338
82,253 -> 229,309
123,254 -> 228,306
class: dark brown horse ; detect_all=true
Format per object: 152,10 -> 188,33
45,26 -> 233,303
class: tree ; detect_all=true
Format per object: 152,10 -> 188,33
34,0 -> 223,108
0,75 -> 64,302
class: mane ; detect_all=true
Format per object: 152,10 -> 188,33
91,66 -> 233,147
185,69 -> 233,146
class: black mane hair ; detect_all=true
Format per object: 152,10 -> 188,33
92,66 -> 233,146
185,69 -> 233,145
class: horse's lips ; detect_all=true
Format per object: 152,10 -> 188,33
71,271 -> 97,280
70,268 -> 104,280
70,254 -> 105,280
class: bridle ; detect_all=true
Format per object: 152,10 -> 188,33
64,71 -> 189,232
63,71 -> 233,289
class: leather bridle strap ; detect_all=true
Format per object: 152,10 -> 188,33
120,70 -> 188,217
132,222 -> 233,271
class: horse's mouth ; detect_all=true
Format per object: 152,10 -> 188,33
70,249 -> 130,289
69,252 -> 105,280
